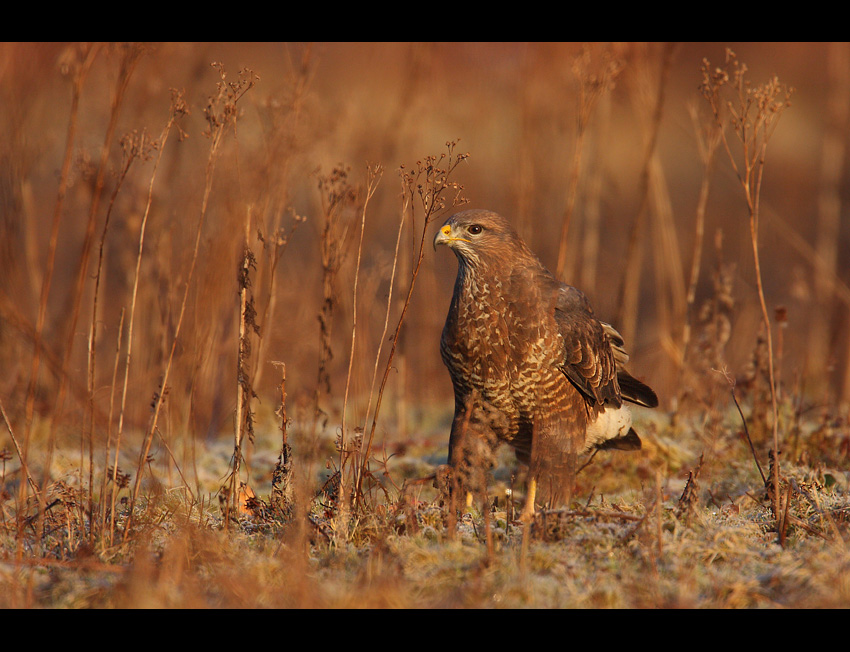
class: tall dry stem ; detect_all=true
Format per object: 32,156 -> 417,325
339,165 -> 383,520
115,90 -> 188,544
700,49 -> 793,529
20,43 -> 99,501
314,166 -> 360,426
88,129 -> 154,540
555,44 -> 622,281
578,91 -> 612,295
615,42 -> 678,348
269,362 -> 294,518
57,43 -> 144,427
39,46 -> 144,532
353,141 -> 469,511
127,65 -> 257,538
810,43 -> 850,399
18,44 -> 101,552
676,101 -> 722,404
357,186 -> 410,501
249,45 -> 312,392
102,308 -> 125,547
227,215 -> 261,521
79,46 -> 143,504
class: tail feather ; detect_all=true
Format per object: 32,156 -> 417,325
618,369 -> 658,408
595,426 -> 642,451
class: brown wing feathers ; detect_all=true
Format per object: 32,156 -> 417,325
558,319 -> 621,408
600,321 -> 659,408
554,285 -> 657,411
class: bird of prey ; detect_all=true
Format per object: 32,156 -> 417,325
434,209 -> 657,517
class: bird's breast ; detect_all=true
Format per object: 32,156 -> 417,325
441,277 -> 566,410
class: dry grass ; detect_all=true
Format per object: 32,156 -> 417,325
1,42 -> 849,608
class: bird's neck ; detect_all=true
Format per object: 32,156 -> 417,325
453,256 -> 495,298
454,248 -> 548,294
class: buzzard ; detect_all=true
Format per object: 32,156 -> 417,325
434,209 -> 657,516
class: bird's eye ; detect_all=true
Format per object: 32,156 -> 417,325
468,225 -> 483,235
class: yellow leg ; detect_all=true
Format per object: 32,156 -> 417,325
520,477 -> 537,523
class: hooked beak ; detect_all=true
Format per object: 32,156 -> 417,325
433,223 -> 452,250
433,223 -> 469,250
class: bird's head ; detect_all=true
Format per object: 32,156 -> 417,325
433,209 -> 526,268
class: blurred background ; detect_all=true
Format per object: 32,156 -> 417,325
1,42 -> 848,469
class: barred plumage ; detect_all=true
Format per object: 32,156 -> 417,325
434,209 -> 657,513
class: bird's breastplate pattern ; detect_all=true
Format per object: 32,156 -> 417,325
440,268 -> 572,443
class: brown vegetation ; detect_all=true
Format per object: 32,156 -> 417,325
1,42 -> 849,608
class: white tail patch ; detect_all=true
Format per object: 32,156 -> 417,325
583,404 -> 633,453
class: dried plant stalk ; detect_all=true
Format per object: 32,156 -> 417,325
700,49 -> 793,531
675,101 -> 722,408
228,216 -> 260,521
270,362 -> 294,518
354,141 -> 469,510
20,44 -> 100,516
555,44 -> 622,281
616,43 -> 678,348
314,166 -> 360,425
810,43 -> 850,398
127,65 -> 256,538
338,165 -> 382,518
117,91 -> 188,541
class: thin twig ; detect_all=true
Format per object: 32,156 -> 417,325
119,92 -> 188,540
354,143 -> 468,510
21,44 -> 100,543
340,165 -> 382,507
700,50 -> 793,525
726,372 -> 768,487
1,399 -> 40,497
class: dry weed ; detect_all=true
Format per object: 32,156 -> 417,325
1,43 -> 848,609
